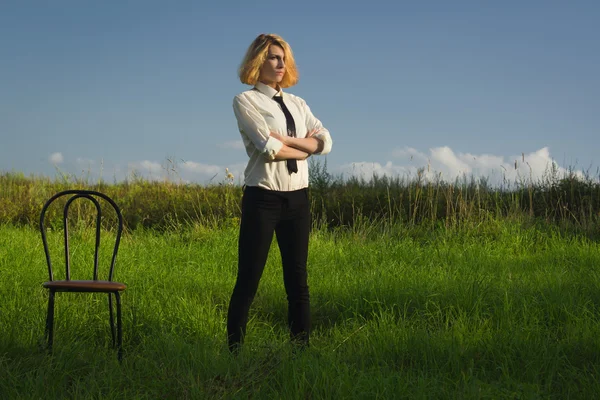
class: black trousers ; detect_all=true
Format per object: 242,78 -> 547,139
227,186 -> 311,349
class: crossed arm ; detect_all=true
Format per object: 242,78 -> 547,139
232,94 -> 331,162
271,130 -> 324,161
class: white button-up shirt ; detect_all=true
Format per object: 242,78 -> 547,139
233,82 -> 333,191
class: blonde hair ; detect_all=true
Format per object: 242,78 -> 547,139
238,33 -> 299,88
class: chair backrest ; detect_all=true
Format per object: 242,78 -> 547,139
40,190 -> 123,282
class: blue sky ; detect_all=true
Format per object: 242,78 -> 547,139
1,1 -> 598,185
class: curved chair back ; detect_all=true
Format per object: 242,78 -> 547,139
40,190 -> 124,282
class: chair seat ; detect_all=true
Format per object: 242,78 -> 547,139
43,280 -> 126,292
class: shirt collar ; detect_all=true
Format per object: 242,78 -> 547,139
254,81 -> 282,98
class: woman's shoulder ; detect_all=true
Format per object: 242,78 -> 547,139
232,90 -> 256,108
234,88 -> 254,99
234,87 -> 266,103
283,92 -> 307,106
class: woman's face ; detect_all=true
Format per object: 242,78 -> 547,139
259,45 -> 285,88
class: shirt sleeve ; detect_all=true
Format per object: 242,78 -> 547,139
233,94 -> 283,160
300,98 -> 333,155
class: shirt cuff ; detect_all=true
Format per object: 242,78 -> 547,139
264,136 -> 284,160
313,132 -> 332,155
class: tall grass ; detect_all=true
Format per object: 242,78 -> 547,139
2,161 -> 599,235
0,170 -> 242,231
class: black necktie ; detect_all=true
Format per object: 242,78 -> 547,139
273,95 -> 298,174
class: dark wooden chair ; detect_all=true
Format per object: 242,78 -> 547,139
40,190 -> 126,361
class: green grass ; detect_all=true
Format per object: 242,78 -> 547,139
1,221 -> 599,399
3,167 -> 600,234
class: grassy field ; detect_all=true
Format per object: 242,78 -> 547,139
1,220 -> 599,399
2,166 -> 600,233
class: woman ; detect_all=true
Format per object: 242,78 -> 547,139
227,33 -> 333,352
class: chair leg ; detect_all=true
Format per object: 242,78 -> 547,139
108,292 -> 116,348
115,291 -> 123,362
45,290 -> 55,353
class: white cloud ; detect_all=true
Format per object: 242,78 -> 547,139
430,146 -> 472,177
127,160 -> 165,181
391,146 -> 427,163
180,161 -> 246,184
180,161 -> 222,176
125,159 -> 246,184
218,140 -> 245,150
338,161 -> 415,182
338,146 -> 585,186
49,152 -> 64,164
138,160 -> 162,174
